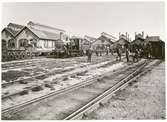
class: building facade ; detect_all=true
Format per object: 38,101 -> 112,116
91,32 -> 116,51
1,22 -> 69,61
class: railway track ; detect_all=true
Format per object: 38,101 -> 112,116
2,59 -> 159,120
64,60 -> 162,120
2,59 -> 120,101
2,55 -> 116,87
2,58 -> 54,70
2,61 -> 90,87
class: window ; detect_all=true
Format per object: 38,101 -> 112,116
2,39 -> 7,49
44,40 -> 49,48
19,39 -> 28,47
52,41 -> 55,48
30,39 -> 37,47
8,39 -> 15,48
66,37 -> 68,41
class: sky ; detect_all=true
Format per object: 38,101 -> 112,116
2,2 -> 165,40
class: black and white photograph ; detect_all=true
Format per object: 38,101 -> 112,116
1,1 -> 166,120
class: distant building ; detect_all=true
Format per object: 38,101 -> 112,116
1,21 -> 70,61
84,35 -> 97,44
2,21 -> 70,54
131,32 -> 145,46
91,32 -> 116,51
2,23 -> 24,50
113,32 -> 130,50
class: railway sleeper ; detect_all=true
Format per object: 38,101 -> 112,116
19,90 -> 29,96
31,86 -> 43,92
19,80 -> 28,84
44,83 -> 55,90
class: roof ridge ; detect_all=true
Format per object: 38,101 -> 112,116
27,21 -> 65,32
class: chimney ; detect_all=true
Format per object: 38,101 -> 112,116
142,31 -> 144,37
119,32 -> 121,39
125,32 -> 128,40
135,32 -> 137,39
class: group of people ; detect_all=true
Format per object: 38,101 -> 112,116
86,43 -> 152,63
116,43 -> 152,63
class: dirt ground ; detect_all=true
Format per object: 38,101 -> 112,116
2,54 -> 116,83
84,61 -> 165,120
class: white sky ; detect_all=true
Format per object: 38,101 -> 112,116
2,2 -> 165,40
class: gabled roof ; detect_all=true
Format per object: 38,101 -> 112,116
28,27 -> 60,40
119,34 -> 128,40
131,39 -> 145,45
27,21 -> 66,33
132,36 -> 145,43
2,22 -> 68,41
135,34 -> 144,40
2,28 -> 15,37
101,32 -> 117,40
115,38 -> 130,45
8,23 -> 24,29
84,35 -> 97,43
14,26 -> 61,41
98,35 -> 114,44
7,23 -> 25,36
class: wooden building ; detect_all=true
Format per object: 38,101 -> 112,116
112,32 -> 130,52
91,32 -> 116,51
132,32 -> 145,45
130,32 -> 145,51
1,22 -> 69,61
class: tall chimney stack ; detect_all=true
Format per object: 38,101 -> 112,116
125,32 -> 128,40
135,32 -> 137,39
142,31 -> 144,37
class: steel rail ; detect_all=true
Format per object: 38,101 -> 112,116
2,59 -> 115,87
64,60 -> 161,120
2,59 -> 118,100
2,59 -> 148,118
2,59 -> 139,117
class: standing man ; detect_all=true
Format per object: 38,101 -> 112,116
125,44 -> 129,62
116,44 -> 121,61
125,48 -> 130,62
87,48 -> 92,62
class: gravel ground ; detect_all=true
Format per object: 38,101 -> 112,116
84,61 -> 165,120
2,54 -> 116,82
2,55 -> 125,110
